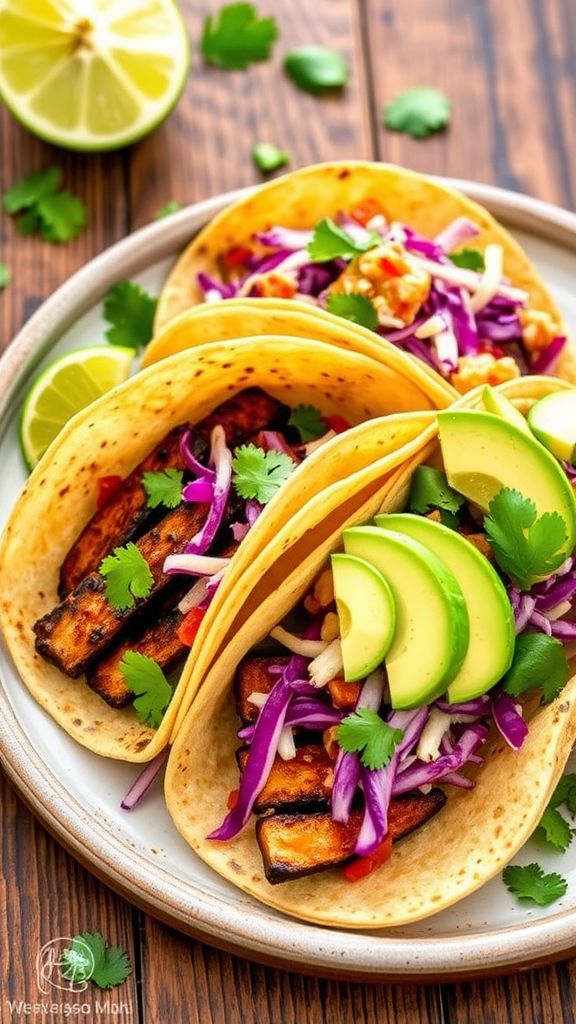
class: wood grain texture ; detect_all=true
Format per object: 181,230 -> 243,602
2,0 -> 576,1021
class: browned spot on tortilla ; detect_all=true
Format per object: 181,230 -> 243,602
228,859 -> 244,875
72,718 -> 82,726
493,805 -> 504,818
100,440 -> 108,448
338,169 -> 351,179
134,737 -> 150,752
59,486 -> 70,497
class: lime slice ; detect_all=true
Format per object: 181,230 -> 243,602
0,0 -> 190,151
20,345 -> 134,469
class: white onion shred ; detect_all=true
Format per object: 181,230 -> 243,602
300,430 -> 337,457
410,253 -> 527,305
164,553 -> 231,575
469,244 -> 503,313
416,709 -> 453,763
414,314 -> 446,339
177,577 -> 209,614
247,691 -> 269,708
277,726 -> 297,761
269,626 -> 328,658
237,250 -> 310,297
544,600 -> 572,621
308,639 -> 344,688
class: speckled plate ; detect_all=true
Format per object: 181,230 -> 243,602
1,180 -> 576,981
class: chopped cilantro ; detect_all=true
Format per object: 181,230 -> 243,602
251,142 -> 290,174
550,773 -> 576,816
337,708 -> 403,771
0,263 -> 10,289
284,45 -> 348,94
383,87 -> 451,139
99,543 -> 154,611
408,465 -> 465,528
502,633 -> 569,705
483,488 -> 568,590
536,807 -> 573,853
450,249 -> 485,271
142,468 -> 183,509
154,200 -> 181,219
61,932 -> 132,990
232,444 -> 295,504
201,3 -> 278,70
326,293 -> 378,331
103,281 -> 158,350
3,166 -> 86,243
288,404 -> 326,443
119,651 -> 173,729
502,862 -> 567,906
308,218 -> 378,263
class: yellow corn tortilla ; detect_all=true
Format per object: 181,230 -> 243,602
154,161 -> 574,383
0,332 -> 453,762
166,376 -> 576,927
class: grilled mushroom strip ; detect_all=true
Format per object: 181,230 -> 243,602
235,656 -> 290,724
256,790 -> 447,884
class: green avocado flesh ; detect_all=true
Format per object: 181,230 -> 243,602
437,409 -> 576,559
343,526 -> 469,709
482,385 -> 531,434
528,390 -> 576,465
376,513 -> 515,703
331,553 -> 396,682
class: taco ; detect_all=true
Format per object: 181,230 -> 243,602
154,161 -> 573,390
0,329 -> 452,763
166,377 -> 576,927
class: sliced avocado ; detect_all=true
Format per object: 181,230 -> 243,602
376,513 -> 515,703
437,410 -> 576,559
528,390 -> 576,465
331,553 -> 396,682
343,526 -> 469,709
482,385 -> 531,434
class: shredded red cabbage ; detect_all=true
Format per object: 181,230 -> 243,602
331,671 -> 384,825
491,691 -> 528,750
121,749 -> 169,810
185,427 -> 232,555
182,478 -> 215,503
531,336 -> 567,375
392,725 -> 488,794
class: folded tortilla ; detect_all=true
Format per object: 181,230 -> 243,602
166,376 -> 576,927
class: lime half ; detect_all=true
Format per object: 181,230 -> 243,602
0,0 -> 190,151
21,345 -> 134,469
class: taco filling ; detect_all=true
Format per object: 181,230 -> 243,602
207,387 -> 576,884
33,386 -> 347,726
197,208 -> 564,393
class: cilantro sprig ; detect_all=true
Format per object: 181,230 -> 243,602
288,404 -> 326,443
120,651 -> 173,728
534,773 -> 576,853
450,249 -> 485,271
61,932 -> 132,990
307,218 -> 379,263
154,200 -> 181,219
337,709 -> 403,771
232,444 -> 295,503
142,468 -> 183,510
0,263 -> 10,290
408,465 -> 465,528
99,543 -> 154,611
484,488 -> 569,590
103,281 -> 158,350
252,142 -> 290,174
502,862 -> 567,906
502,633 -> 569,706
284,45 -> 348,94
326,293 -> 378,331
2,167 -> 87,242
383,87 -> 451,140
201,3 -> 278,70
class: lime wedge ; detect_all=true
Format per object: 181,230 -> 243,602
20,345 -> 134,469
0,0 -> 190,151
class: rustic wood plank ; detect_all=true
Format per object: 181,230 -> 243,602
443,961 -> 576,1024
0,774 -> 140,1021
361,0 -> 574,208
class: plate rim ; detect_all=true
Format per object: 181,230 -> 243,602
2,176 -> 576,979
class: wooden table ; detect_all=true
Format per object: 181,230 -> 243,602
2,1 -> 576,1020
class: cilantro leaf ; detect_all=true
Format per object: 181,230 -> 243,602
252,142 -> 290,174
36,189 -> 87,242
62,933 -> 132,990
326,293 -> 378,331
0,263 -> 10,290
232,444 -> 295,504
535,806 -> 573,853
550,773 -> 576,816
15,209 -> 43,237
307,218 -> 378,263
483,488 -> 568,590
502,633 -> 569,705
284,45 -> 348,94
502,862 -> 567,906
120,651 -> 173,729
103,281 -> 158,350
336,708 -> 403,771
2,166 -> 61,214
201,3 -> 278,70
383,87 -> 451,139
288,404 -> 326,443
408,465 -> 465,528
154,200 -> 181,219
142,468 -> 183,509
450,249 -> 485,271
99,542 -> 154,610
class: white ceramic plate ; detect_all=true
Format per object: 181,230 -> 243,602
2,181 -> 576,980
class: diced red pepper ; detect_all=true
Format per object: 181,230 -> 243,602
227,788 -> 239,809
379,257 -> 402,278
349,198 -> 385,227
96,475 -> 123,510
479,339 -> 505,359
343,834 -> 393,882
223,246 -> 252,269
324,414 -> 351,434
177,606 -> 207,647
